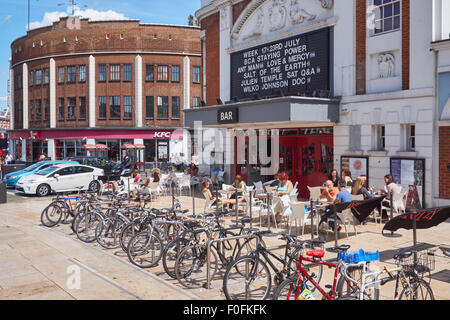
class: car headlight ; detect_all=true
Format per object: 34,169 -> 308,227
9,175 -> 19,180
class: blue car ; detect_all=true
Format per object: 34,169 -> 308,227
4,160 -> 78,188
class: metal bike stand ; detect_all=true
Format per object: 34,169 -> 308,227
235,188 -> 239,225
206,233 -> 257,290
390,191 -> 394,235
333,204 -> 338,247
267,192 -> 273,231
171,180 -> 176,209
411,208 -> 418,264
191,179 -> 196,217
249,191 -> 253,229
215,184 -> 220,217
310,200 -> 315,241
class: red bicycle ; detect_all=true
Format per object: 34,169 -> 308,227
272,241 -> 363,300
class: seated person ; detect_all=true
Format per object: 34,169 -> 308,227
352,177 -> 373,200
377,174 -> 402,219
202,180 -> 243,209
274,172 -> 294,222
318,180 -> 339,203
336,180 -> 353,203
228,175 -> 248,209
342,169 -> 354,187
152,169 -> 161,183
132,179 -> 151,200
132,169 -> 141,183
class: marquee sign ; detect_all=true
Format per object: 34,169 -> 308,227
231,27 -> 331,100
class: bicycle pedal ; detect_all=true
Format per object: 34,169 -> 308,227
325,285 -> 332,289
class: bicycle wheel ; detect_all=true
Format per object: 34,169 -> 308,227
162,237 -> 191,279
223,255 -> 271,300
96,216 -> 127,249
175,244 -> 218,289
127,231 -> 163,268
336,265 -> 380,300
216,231 -> 241,268
399,278 -> 434,300
75,212 -> 103,243
272,276 -> 302,300
235,236 -> 266,259
119,220 -> 149,252
40,203 -> 63,227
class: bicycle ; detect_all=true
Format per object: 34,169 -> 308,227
222,233 -> 325,300
339,249 -> 435,300
271,242 -> 377,300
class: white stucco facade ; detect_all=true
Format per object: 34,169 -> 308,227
195,0 -> 450,207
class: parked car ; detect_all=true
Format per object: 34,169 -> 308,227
15,163 -> 104,197
4,160 -> 78,188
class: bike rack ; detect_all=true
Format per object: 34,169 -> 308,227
205,233 -> 287,289
205,233 -> 256,290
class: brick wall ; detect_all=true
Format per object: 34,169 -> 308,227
201,13 -> 220,106
355,0 -> 366,95
233,0 -> 252,24
402,0 -> 410,90
439,126 -> 450,199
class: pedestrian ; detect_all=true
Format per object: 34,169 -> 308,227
38,153 -> 46,161
5,151 -> 13,164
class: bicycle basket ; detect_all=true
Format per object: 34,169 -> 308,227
403,251 -> 435,274
339,249 -> 380,264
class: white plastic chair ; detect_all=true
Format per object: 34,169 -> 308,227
149,182 -> 161,200
308,186 -> 323,201
288,201 -> 318,236
393,192 -> 406,214
259,196 -> 282,229
254,181 -> 264,193
203,191 -> 223,214
337,209 -> 359,239
178,177 -> 191,196
243,191 -> 263,222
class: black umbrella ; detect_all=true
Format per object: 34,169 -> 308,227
320,196 -> 386,223
382,206 -> 450,234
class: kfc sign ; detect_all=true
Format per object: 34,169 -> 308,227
30,131 -> 40,140
153,131 -> 171,139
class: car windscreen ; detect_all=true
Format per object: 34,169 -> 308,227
36,166 -> 59,176
24,162 -> 45,172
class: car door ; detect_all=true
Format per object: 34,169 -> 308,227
72,166 -> 94,190
50,166 -> 76,192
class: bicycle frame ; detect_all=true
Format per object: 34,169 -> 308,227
290,254 -> 340,300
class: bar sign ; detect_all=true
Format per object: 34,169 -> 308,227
218,107 -> 239,124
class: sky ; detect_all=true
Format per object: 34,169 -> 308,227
0,0 -> 201,110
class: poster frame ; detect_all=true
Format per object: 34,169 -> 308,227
389,157 -> 426,209
340,155 -> 370,186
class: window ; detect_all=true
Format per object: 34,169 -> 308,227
36,100 -> 42,120
79,97 -> 86,120
192,97 -> 201,108
110,64 -> 121,81
146,65 -> 154,81
68,97 -> 76,120
373,125 -> 385,150
110,96 -> 121,119
146,96 -> 154,119
124,96 -> 133,119
172,96 -> 180,119
193,66 -> 200,83
30,100 -> 35,120
16,74 -> 22,90
44,99 -> 49,121
35,70 -> 42,85
30,71 -> 34,87
157,65 -> 168,82
157,96 -> 169,119
373,0 -> 401,35
58,98 -> 65,121
44,68 -> 49,84
99,64 -> 106,82
407,124 -> 415,151
124,64 -> 132,81
58,67 -> 65,84
67,66 -> 76,83
79,65 -> 86,82
99,96 -> 106,119
172,65 -> 180,82
56,166 -> 74,176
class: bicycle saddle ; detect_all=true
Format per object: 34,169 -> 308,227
306,250 -> 325,259
326,245 -> 351,253
280,233 -> 297,243
239,216 -> 252,225
183,221 -> 200,228
394,250 -> 413,260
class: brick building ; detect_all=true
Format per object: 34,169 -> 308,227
8,17 -> 202,163
184,0 -> 450,206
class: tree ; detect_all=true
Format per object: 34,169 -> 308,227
188,14 -> 194,26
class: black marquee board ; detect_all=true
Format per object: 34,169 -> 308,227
231,27 -> 331,100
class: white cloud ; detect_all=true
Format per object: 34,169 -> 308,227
28,8 -> 129,30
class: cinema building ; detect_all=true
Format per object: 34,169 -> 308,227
8,17 -> 202,163
185,0 -> 450,206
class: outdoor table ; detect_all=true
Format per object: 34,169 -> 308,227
255,193 -> 276,231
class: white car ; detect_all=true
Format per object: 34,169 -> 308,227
15,163 -> 104,197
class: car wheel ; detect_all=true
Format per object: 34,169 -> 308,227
89,180 -> 100,192
36,184 -> 51,197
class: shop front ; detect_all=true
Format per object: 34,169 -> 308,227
8,129 -> 186,164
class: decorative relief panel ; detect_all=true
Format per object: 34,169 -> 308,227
231,0 -> 334,43
377,53 -> 395,78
